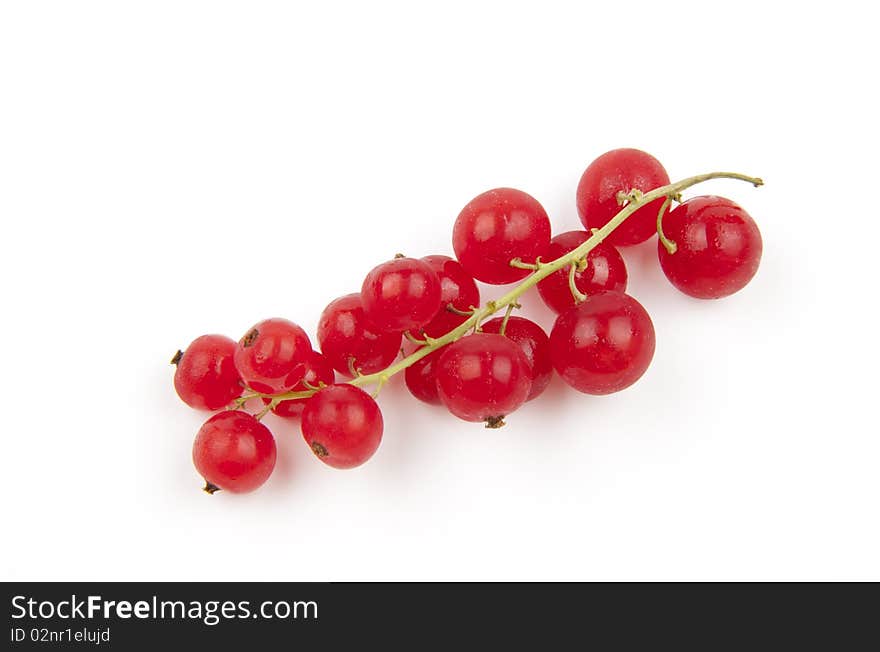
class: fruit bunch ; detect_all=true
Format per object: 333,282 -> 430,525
171,148 -> 764,494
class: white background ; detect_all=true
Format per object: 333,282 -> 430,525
1,1 -> 877,581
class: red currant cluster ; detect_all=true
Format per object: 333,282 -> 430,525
172,148 -> 763,494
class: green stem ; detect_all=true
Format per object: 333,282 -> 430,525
656,194 -> 678,254
499,303 -> 519,336
446,303 -> 475,317
404,331 -> 428,346
266,171 -> 762,402
509,257 -> 541,271
568,262 -> 587,303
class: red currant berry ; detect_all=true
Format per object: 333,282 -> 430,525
264,350 -> 336,419
435,333 -> 532,426
409,255 -> 480,339
404,348 -> 444,405
658,195 -> 762,299
452,188 -> 551,285
172,334 -> 243,410
317,294 -> 402,377
192,411 -> 276,493
481,316 -> 553,401
233,318 -> 311,394
576,148 -> 670,247
537,231 -> 628,314
549,291 -> 655,395
301,384 -> 383,469
361,257 -> 442,332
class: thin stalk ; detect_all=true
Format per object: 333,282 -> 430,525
656,194 -> 677,254
267,171 -> 762,401
568,263 -> 587,303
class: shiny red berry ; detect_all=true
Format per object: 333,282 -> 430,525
481,316 -> 553,401
233,318 -> 311,394
301,384 -> 384,469
658,195 -> 762,299
550,291 -> 655,395
537,231 -> 628,314
404,348 -> 444,405
192,411 -> 276,493
361,257 -> 442,332
317,294 -> 402,377
172,334 -> 243,410
264,350 -> 336,419
576,148 -> 670,247
452,187 -> 551,285
436,333 -> 532,426
410,255 -> 480,339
